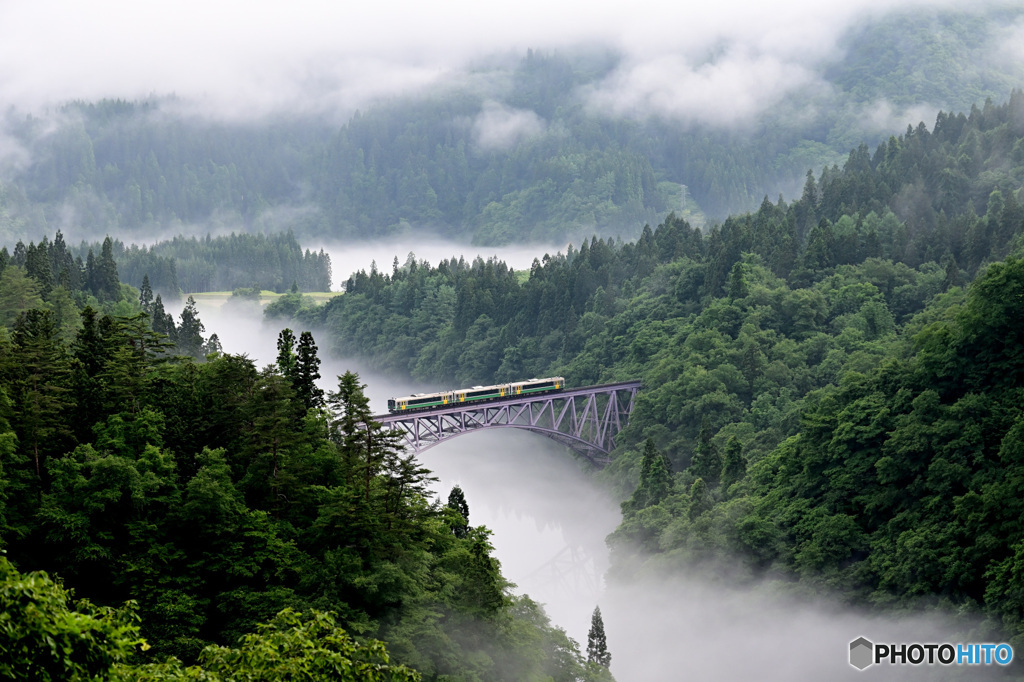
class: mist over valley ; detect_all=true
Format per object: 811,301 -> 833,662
2,1 -> 1024,679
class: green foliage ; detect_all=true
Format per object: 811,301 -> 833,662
0,281 -> 599,680
121,609 -> 421,682
625,439 -> 672,512
0,555 -> 143,681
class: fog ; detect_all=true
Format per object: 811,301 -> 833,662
2,0 -> 1017,127
193,286 -> 1001,680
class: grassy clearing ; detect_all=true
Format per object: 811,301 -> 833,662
187,291 -> 343,306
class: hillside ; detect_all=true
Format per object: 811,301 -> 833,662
0,7 -> 1021,246
281,92 -> 1024,646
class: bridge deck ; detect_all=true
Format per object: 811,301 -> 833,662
372,380 -> 643,422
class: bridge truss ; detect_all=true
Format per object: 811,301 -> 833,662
373,381 -> 642,466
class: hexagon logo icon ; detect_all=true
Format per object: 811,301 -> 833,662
850,637 -> 874,670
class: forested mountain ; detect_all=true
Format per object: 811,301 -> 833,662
0,241 -> 612,680
280,92 -> 1024,647
0,7 -> 1021,246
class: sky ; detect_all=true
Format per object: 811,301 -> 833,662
1,0 -> 1009,127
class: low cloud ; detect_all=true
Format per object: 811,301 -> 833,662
585,49 -> 825,128
472,101 -> 545,151
858,99 -> 942,136
995,16 -> 1024,63
0,0 -> 997,125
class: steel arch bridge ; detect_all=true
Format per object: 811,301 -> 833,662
372,381 -> 642,466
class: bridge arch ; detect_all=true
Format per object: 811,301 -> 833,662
373,381 -> 642,467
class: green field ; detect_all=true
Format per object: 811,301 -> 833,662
187,291 -> 342,306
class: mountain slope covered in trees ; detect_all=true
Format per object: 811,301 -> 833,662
0,7 -> 1021,246
0,238 -> 611,681
282,92 -> 1024,646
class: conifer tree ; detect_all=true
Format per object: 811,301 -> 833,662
327,371 -> 400,498
176,295 -> 206,358
10,309 -> 72,477
203,333 -> 223,356
139,274 -> 154,314
294,331 -> 324,410
627,438 -> 672,511
12,241 -> 26,266
50,231 -> 78,291
447,484 -> 470,538
587,606 -> 611,668
151,294 -> 172,340
24,241 -> 53,295
95,237 -> 121,301
277,328 -> 297,380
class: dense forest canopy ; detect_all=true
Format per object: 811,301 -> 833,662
0,237 -> 613,680
272,91 -> 1024,650
0,6 -> 1022,247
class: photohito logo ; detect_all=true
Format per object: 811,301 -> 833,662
849,637 -> 1013,670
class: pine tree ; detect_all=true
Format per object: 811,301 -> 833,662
139,274 -> 154,314
447,484 -> 470,538
9,309 -> 72,477
293,331 -> 324,410
151,294 -> 171,339
176,296 -> 206,358
627,438 -> 672,511
24,241 -> 53,295
327,371 -> 398,499
689,478 -> 712,520
587,606 -> 611,668
95,237 -> 121,301
203,333 -> 223,356
50,231 -> 78,291
276,328 -> 297,380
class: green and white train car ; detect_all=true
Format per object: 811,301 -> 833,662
387,377 -> 565,413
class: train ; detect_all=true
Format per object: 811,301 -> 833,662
387,377 -> 565,413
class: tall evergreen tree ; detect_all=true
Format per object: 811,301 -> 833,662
24,241 -> 53,295
176,296 -> 206,358
294,331 -> 324,410
203,333 -> 222,356
9,309 -> 72,477
627,439 -> 672,511
139,274 -> 154,314
276,328 -> 297,380
447,484 -> 470,538
95,237 -> 121,301
587,606 -> 611,668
